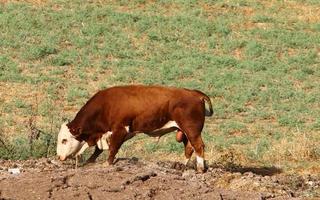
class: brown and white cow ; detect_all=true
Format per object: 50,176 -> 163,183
56,85 -> 213,172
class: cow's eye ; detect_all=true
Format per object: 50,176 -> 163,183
62,139 -> 67,144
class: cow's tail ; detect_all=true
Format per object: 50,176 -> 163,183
193,90 -> 214,117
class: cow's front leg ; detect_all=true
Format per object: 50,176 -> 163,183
106,126 -> 128,165
74,142 -> 89,169
86,146 -> 103,163
75,142 -> 89,157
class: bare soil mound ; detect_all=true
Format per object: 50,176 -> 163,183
0,158 -> 319,200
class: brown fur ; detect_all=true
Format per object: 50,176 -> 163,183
67,85 -> 213,169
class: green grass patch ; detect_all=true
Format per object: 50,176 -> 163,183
0,0 -> 319,172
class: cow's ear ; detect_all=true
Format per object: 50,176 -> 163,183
76,127 -> 82,136
71,127 -> 82,137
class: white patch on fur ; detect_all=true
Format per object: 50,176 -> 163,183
153,121 -> 180,132
56,122 -> 83,160
105,131 -> 112,139
196,155 -> 204,170
124,126 -> 130,133
161,121 -> 180,129
148,120 -> 180,137
75,142 -> 89,157
97,131 -> 112,150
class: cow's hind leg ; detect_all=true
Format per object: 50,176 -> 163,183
86,146 -> 103,164
180,128 -> 205,172
175,113 -> 206,172
176,122 -> 206,172
185,131 -> 205,173
194,136 -> 205,172
106,126 -> 128,165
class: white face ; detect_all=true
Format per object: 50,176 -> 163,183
56,123 -> 83,161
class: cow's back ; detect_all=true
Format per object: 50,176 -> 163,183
100,85 -> 188,112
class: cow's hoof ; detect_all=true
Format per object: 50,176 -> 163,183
103,160 -> 114,167
185,158 -> 194,169
196,167 -> 205,173
84,161 -> 96,167
85,159 -> 96,164
102,162 -> 110,167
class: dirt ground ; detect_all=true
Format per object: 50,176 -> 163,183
0,157 -> 319,200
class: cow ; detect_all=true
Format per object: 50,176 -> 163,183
56,85 -> 213,172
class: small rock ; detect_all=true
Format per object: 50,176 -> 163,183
43,167 -> 50,171
232,172 -> 242,178
243,172 -> 254,178
115,167 -> 123,172
261,193 -> 275,199
8,168 -> 20,175
182,170 -> 196,178
263,175 -> 271,180
50,160 -> 59,166
271,176 -> 279,183
307,181 -> 314,186
129,157 -> 139,164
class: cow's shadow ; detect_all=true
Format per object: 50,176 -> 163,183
113,158 -> 283,176
226,166 -> 282,176
209,162 -> 282,176
113,157 -> 140,165
81,154 -> 283,176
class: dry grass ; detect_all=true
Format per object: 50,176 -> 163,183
271,130 -> 319,162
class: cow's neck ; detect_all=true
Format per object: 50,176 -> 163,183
68,101 -> 106,136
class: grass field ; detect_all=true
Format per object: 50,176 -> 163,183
0,0 -> 319,174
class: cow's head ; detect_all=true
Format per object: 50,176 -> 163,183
56,122 -> 84,161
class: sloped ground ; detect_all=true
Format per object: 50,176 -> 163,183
0,158 -> 319,200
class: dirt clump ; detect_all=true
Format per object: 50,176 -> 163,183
0,158 -> 319,199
